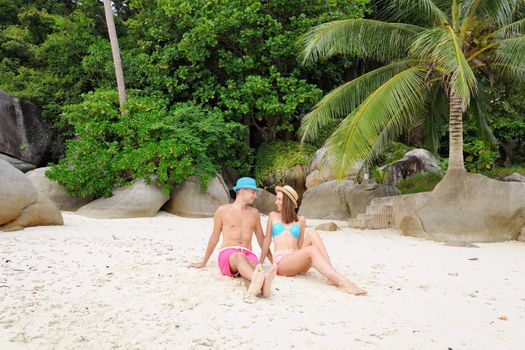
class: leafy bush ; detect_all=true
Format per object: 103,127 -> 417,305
254,141 -> 316,186
371,166 -> 388,185
463,138 -> 499,172
46,89 -> 250,197
395,172 -> 443,194
481,165 -> 525,179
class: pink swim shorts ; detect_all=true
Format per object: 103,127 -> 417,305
217,246 -> 258,277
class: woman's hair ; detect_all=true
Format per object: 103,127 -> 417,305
280,191 -> 298,224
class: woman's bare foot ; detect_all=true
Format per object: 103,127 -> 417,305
341,282 -> 367,295
326,278 -> 338,286
246,264 -> 264,298
262,265 -> 276,298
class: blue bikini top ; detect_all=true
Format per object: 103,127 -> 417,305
272,222 -> 300,239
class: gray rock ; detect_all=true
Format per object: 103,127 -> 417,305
345,181 -> 401,218
315,222 -> 339,231
387,148 -> 441,185
518,226 -> 525,242
0,159 -> 38,225
0,153 -> 36,172
253,189 -> 276,215
305,147 -> 362,189
163,175 -> 229,218
77,177 -> 169,219
0,91 -> 52,166
1,192 -> 63,230
502,173 -> 525,183
299,180 -> 354,220
25,167 -> 93,211
401,170 -> 525,242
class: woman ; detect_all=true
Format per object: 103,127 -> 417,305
260,185 -> 367,295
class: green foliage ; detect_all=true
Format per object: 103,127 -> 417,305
463,138 -> 499,172
377,141 -> 413,165
254,141 -> 316,186
395,172 -> 443,194
46,89 -> 250,197
370,166 -> 388,185
481,165 -> 525,179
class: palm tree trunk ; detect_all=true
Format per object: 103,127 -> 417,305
448,93 -> 465,171
103,0 -> 126,113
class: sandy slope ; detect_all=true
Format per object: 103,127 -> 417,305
0,211 -> 524,349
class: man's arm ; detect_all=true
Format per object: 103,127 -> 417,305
259,213 -> 273,264
189,207 -> 223,268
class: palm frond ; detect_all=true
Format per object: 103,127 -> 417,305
467,91 -> 498,146
323,66 -> 430,179
486,17 -> 525,39
378,0 -> 450,27
491,36 -> 525,70
298,19 -> 423,65
299,59 -> 426,142
410,27 -> 477,101
424,82 -> 449,153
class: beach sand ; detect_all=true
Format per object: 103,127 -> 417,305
0,211 -> 524,349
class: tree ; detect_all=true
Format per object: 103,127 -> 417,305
298,0 -> 525,178
103,0 -> 126,110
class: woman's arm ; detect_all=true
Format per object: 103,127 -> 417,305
297,215 -> 306,249
259,213 -> 274,264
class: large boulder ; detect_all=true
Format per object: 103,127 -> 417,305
77,178 -> 169,219
400,170 -> 525,242
345,181 -> 401,218
162,175 -> 229,218
262,164 -> 307,199
387,149 -> 441,185
0,153 -> 36,172
1,192 -> 63,230
253,189 -> 277,215
305,147 -> 362,189
299,180 -> 354,220
0,159 -> 38,224
0,91 -> 52,167
25,167 -> 93,211
503,173 -> 525,183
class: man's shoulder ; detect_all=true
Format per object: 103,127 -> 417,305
215,203 -> 233,214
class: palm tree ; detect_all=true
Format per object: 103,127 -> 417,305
103,0 -> 126,112
298,0 -> 525,178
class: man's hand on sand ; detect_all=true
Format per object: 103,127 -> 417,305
188,261 -> 206,268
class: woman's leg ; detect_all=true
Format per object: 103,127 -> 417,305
302,230 -> 332,266
277,246 -> 367,295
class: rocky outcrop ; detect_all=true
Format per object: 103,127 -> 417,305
25,167 -> 93,211
77,178 -> 169,219
252,189 -> 277,215
400,170 -> 525,242
345,181 -> 401,218
0,159 -> 63,229
0,159 -> 38,224
502,173 -> 525,183
162,175 -> 230,218
387,149 -> 441,185
299,180 -> 354,220
0,91 -> 52,168
305,147 -> 362,189
1,192 -> 63,230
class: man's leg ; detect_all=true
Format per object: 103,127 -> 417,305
229,253 -> 265,297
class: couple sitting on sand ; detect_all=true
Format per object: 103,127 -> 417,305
190,177 -> 367,299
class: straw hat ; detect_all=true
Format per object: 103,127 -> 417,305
275,185 -> 298,208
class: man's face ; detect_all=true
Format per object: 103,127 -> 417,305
239,188 -> 257,204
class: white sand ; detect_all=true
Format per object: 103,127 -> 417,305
0,211 -> 524,349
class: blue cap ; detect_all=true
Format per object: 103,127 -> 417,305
232,177 -> 261,193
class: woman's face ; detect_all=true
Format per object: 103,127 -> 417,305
275,191 -> 283,212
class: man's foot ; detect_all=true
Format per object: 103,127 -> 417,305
246,264 -> 264,298
262,265 -> 276,298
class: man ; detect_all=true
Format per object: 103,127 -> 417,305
189,177 -> 275,300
